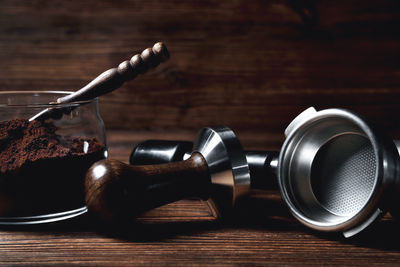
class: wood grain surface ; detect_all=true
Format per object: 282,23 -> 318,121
0,130 -> 398,266
1,1 -> 400,265
0,0 -> 399,142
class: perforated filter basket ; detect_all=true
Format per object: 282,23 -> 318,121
278,107 -> 400,237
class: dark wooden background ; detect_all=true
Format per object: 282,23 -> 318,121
1,0 -> 400,265
1,0 -> 400,146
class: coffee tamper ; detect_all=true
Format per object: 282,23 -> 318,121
130,140 -> 279,190
84,126 -> 251,224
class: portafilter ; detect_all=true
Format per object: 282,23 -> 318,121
279,107 -> 400,237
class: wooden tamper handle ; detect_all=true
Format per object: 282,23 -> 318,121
84,153 -> 211,224
29,42 -> 169,121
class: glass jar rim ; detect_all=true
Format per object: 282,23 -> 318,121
0,90 -> 97,108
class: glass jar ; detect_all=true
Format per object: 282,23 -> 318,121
0,91 -> 107,224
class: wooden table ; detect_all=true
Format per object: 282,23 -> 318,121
0,130 -> 399,266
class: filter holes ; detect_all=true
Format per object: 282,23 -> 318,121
311,134 -> 377,216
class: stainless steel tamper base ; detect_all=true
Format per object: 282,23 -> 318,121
192,126 -> 251,217
279,107 -> 400,237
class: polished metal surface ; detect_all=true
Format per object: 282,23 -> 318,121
244,151 -> 279,189
395,140 -> 400,156
311,134 -> 376,215
130,140 -> 193,165
193,126 -> 251,215
0,207 -> 88,225
279,107 -> 400,236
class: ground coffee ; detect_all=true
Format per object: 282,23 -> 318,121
0,118 -> 106,217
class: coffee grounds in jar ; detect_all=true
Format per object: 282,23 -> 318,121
0,118 -> 106,217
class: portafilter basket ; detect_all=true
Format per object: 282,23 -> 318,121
279,107 -> 400,237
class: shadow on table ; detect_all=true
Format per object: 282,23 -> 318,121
291,213 -> 400,251
92,190 -> 298,242
222,190 -> 400,251
0,191 -> 291,241
328,218 -> 400,251
1,191 -> 399,251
